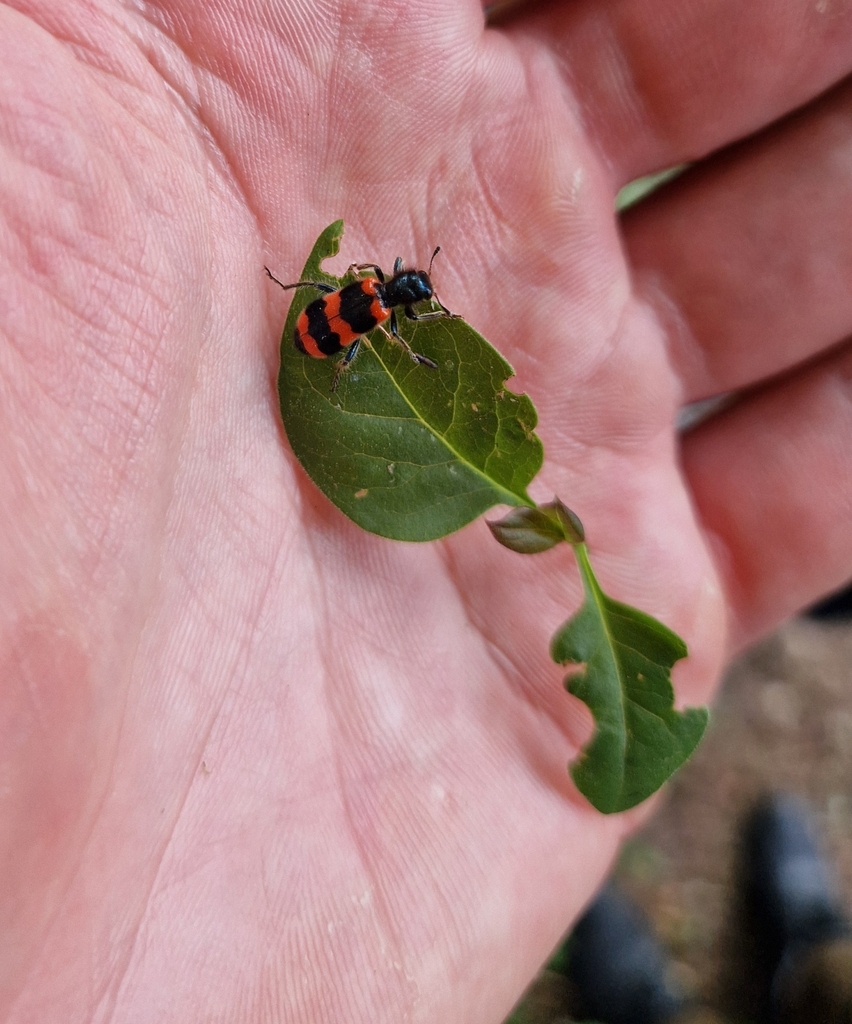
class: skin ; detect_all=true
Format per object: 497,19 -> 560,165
2,0 -> 852,1020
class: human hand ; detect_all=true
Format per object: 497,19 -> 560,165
2,0 -> 851,1021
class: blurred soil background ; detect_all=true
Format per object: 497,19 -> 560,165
509,608 -> 852,1024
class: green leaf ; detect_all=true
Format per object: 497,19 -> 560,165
539,497 -> 585,544
615,165 -> 686,211
551,544 -> 708,813
276,223 -> 543,541
488,497 -> 586,553
488,505 -> 566,553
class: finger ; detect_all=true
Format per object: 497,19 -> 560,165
622,79 -> 852,401
681,342 -> 852,652
510,0 -> 852,183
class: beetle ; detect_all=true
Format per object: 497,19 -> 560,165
265,247 -> 459,390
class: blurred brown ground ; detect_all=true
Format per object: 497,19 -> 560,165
510,615 -> 852,1024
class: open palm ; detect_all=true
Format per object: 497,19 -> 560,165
3,0 -> 852,1020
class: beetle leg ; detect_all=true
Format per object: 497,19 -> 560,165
265,268 -> 336,293
378,318 -> 437,369
331,339 -> 362,392
346,262 -> 385,283
403,301 -> 461,322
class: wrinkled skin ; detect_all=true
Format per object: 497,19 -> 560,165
2,0 -> 852,1020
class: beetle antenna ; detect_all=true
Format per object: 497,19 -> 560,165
428,246 -> 441,275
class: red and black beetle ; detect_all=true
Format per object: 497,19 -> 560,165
265,248 -> 459,390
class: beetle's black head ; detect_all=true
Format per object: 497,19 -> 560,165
385,269 -> 434,308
